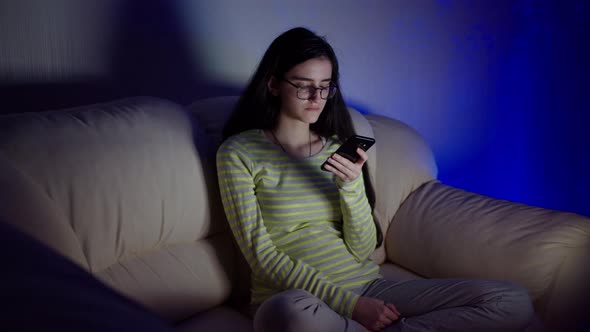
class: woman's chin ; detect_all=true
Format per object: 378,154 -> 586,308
304,111 -> 322,123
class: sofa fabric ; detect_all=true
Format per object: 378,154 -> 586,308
389,181 -> 590,323
0,97 -> 234,322
364,113 -> 438,264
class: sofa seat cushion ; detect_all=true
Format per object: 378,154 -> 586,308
175,306 -> 253,332
379,262 -> 423,282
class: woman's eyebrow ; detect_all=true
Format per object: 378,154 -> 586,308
291,76 -> 332,82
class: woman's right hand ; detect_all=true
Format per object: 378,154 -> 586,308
352,296 -> 400,331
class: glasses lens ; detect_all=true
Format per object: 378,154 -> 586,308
297,87 -> 314,100
296,86 -> 337,100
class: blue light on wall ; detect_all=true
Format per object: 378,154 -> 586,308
434,0 -> 590,217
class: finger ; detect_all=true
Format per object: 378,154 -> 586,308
380,316 -> 393,326
332,153 -> 356,170
324,160 -> 356,183
328,156 -> 356,179
392,305 -> 400,317
386,303 -> 401,318
332,154 -> 362,177
322,162 -> 347,180
373,305 -> 394,327
385,303 -> 400,321
382,305 -> 398,322
355,147 -> 368,164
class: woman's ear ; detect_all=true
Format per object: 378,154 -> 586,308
267,76 -> 280,97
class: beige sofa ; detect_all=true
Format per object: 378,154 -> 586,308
0,96 -> 588,331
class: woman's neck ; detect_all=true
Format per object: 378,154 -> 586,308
273,121 -> 311,147
270,120 -> 318,158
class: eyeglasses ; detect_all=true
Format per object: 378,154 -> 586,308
283,79 -> 338,100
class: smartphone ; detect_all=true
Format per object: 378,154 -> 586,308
321,135 -> 375,171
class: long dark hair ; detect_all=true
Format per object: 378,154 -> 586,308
222,27 -> 382,248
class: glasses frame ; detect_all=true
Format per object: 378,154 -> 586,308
283,79 -> 338,100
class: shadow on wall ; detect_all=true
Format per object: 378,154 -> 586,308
0,0 -> 241,115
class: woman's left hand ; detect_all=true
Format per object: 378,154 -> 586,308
323,147 -> 367,183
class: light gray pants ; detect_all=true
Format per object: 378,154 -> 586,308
253,278 -> 534,332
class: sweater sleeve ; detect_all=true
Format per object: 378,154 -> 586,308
336,175 -> 377,261
216,140 -> 360,318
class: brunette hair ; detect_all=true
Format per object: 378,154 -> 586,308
222,27 -> 382,248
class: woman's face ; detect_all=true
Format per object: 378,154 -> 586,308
269,57 -> 333,126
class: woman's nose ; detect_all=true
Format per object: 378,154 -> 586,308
309,89 -> 321,102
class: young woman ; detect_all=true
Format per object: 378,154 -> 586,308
216,27 -> 533,332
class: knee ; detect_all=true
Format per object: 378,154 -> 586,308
254,289 -> 320,332
487,281 -> 535,331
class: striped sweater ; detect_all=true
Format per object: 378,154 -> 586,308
216,129 -> 381,318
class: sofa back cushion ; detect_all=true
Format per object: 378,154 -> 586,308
0,97 -> 234,322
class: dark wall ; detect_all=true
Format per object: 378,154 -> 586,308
0,0 -> 239,114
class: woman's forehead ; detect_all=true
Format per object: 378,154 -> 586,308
286,58 -> 332,81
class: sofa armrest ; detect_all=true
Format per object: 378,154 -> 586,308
386,181 -> 590,322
